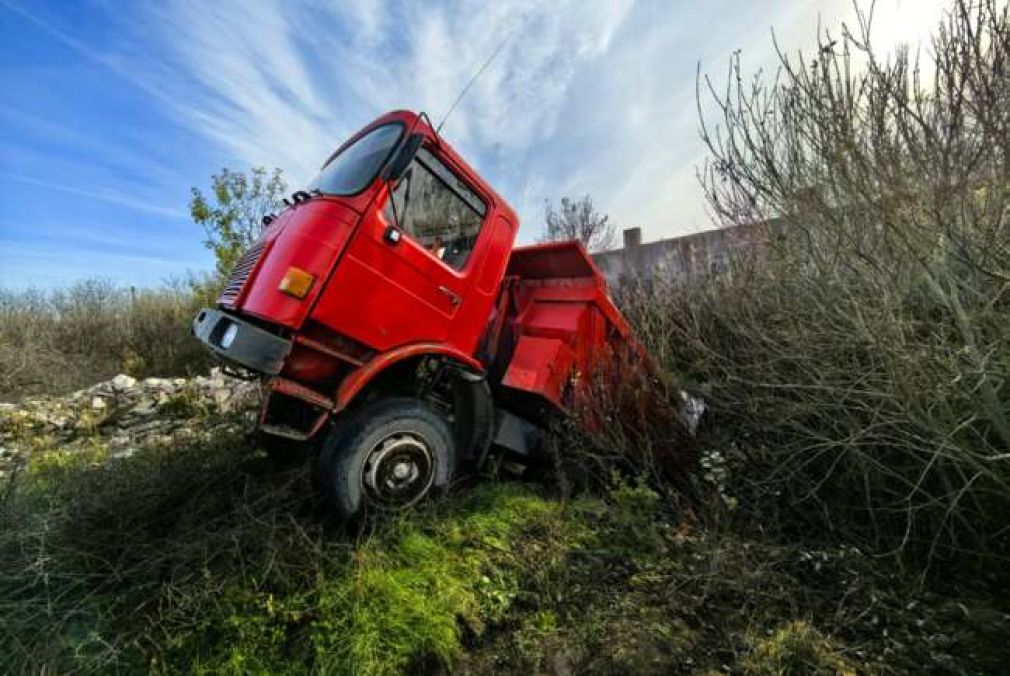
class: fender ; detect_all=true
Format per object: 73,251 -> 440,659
334,342 -> 484,411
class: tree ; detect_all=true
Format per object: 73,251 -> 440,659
540,196 -> 617,252
190,167 -> 287,278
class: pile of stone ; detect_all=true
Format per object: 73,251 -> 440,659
0,369 -> 260,479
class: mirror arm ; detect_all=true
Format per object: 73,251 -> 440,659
383,133 -> 423,183
386,182 -> 403,232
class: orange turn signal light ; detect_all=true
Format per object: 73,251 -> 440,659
278,266 -> 315,299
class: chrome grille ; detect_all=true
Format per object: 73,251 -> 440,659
218,241 -> 265,305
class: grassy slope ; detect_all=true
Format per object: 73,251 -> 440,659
2,413 -> 1007,675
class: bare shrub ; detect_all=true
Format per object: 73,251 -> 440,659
642,0 -> 1010,569
0,278 -> 217,399
562,352 -> 698,491
540,196 -> 617,252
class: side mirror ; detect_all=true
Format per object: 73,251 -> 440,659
383,134 -> 423,183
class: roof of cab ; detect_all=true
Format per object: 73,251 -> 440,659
341,110 -> 519,229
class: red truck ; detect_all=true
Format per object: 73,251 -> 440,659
193,110 -> 640,518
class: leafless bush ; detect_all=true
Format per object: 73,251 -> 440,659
540,195 -> 617,252
643,0 -> 1010,569
0,278 -> 217,399
558,351 -> 698,494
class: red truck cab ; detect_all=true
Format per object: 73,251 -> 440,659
194,110 -> 638,518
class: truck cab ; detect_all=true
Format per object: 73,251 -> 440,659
194,110 -> 638,519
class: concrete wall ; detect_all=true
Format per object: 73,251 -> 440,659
592,224 -> 767,285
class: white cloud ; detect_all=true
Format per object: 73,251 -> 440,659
135,0 -> 338,181
130,0 -> 952,243
0,172 -> 186,219
0,0 -> 957,292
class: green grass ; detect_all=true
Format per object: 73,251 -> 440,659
743,621 -> 856,676
309,487 -> 584,675
180,484 -> 588,675
0,427 -> 588,674
2,425 -> 1007,674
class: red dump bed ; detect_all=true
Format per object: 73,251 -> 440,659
499,241 -> 638,409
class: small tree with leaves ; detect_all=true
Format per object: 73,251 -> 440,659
190,167 -> 287,278
540,195 -> 617,252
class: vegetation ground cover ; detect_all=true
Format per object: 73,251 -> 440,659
1,398 -> 1006,673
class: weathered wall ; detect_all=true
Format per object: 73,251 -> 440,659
592,224 -> 768,285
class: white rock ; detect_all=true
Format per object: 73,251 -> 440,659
112,374 -> 137,390
91,397 -> 107,411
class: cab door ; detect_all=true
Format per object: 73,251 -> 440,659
311,146 -> 489,353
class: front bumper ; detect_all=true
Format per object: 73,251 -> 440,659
192,308 -> 291,375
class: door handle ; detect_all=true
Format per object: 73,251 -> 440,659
438,285 -> 461,307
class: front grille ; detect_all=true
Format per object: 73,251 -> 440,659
218,241 -> 265,305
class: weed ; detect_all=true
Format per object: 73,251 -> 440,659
743,621 -> 856,676
21,442 -> 108,497
161,389 -> 208,419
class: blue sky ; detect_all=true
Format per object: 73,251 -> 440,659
0,0 -> 948,288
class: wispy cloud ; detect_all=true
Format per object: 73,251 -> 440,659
0,0 -> 955,290
0,241 -> 199,288
133,0 -> 644,236
134,0 -> 345,181
132,0 -> 950,242
133,1 -> 638,184
0,0 -> 183,113
0,173 -> 186,219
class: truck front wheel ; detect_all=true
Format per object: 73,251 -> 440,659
314,397 -> 456,520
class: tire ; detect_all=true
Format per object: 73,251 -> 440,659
314,397 -> 456,520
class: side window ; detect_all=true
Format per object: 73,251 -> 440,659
384,148 -> 486,270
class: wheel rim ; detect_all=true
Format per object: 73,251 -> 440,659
362,432 -> 436,509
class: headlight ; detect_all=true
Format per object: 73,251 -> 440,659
220,322 -> 239,349
278,266 -> 315,299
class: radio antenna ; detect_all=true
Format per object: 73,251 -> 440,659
436,31 -> 512,135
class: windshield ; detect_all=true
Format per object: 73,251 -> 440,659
309,122 -> 403,196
